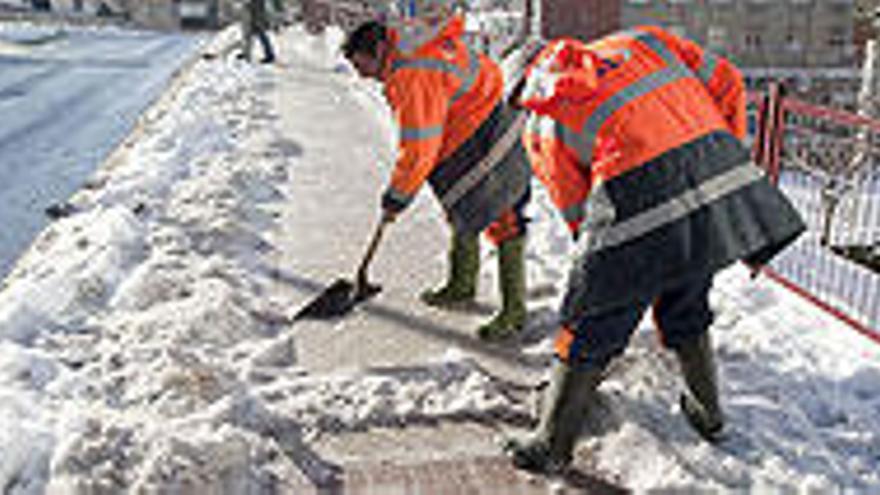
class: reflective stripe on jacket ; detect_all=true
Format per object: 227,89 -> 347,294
520,26 -> 747,234
381,15 -> 505,214
428,103 -> 531,234
519,26 -> 804,319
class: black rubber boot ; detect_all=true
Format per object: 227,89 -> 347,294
504,361 -> 604,474
676,333 -> 725,442
478,235 -> 527,340
421,232 -> 479,307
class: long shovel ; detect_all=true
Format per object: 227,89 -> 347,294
293,218 -> 389,321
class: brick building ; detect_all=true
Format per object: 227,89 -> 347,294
540,0 -> 619,40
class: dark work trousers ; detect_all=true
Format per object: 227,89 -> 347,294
243,25 -> 275,63
556,275 -> 715,370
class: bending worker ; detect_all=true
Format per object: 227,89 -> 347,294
504,26 -> 805,474
342,14 -> 532,340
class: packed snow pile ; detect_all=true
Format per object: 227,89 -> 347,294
0,29 -> 297,494
0,23 -> 878,493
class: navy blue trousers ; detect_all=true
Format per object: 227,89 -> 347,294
556,276 -> 714,370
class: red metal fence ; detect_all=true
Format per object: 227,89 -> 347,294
751,83 -> 880,344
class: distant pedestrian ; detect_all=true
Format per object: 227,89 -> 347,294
239,0 -> 283,64
503,26 -> 806,475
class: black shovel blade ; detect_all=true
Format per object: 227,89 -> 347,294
293,279 -> 382,321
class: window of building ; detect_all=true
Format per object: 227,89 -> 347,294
744,32 -> 763,50
829,35 -> 847,48
708,25 -> 727,50
828,26 -> 850,48
827,1 -> 853,14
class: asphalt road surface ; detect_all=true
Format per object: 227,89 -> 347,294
0,24 -> 203,278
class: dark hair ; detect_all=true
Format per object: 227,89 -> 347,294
342,20 -> 388,59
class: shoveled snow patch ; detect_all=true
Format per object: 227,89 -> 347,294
258,358 -> 527,439
0,28 -> 273,494
0,206 -> 146,345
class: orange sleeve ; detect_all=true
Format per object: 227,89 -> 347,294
523,114 -> 592,237
381,70 -> 450,214
644,26 -> 747,140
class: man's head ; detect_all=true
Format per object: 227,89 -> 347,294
343,21 -> 391,81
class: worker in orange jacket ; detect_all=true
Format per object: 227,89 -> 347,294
502,27 -> 805,473
342,16 -> 532,339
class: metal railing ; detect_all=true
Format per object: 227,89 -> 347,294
751,82 -> 880,344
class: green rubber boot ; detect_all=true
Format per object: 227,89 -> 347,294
676,333 -> 725,442
421,232 -> 479,308
477,235 -> 527,340
504,361 -> 604,475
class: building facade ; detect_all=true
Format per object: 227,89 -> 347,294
620,0 -> 856,70
539,0 -> 859,105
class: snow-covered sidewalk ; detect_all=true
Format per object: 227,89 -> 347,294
1,25 -> 879,493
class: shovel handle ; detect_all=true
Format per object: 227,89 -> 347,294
355,217 -> 389,287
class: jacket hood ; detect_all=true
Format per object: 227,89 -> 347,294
519,39 -> 601,120
392,14 -> 464,56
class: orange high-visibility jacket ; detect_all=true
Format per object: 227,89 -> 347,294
381,15 -> 504,213
520,26 -> 746,233
519,26 -> 804,321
